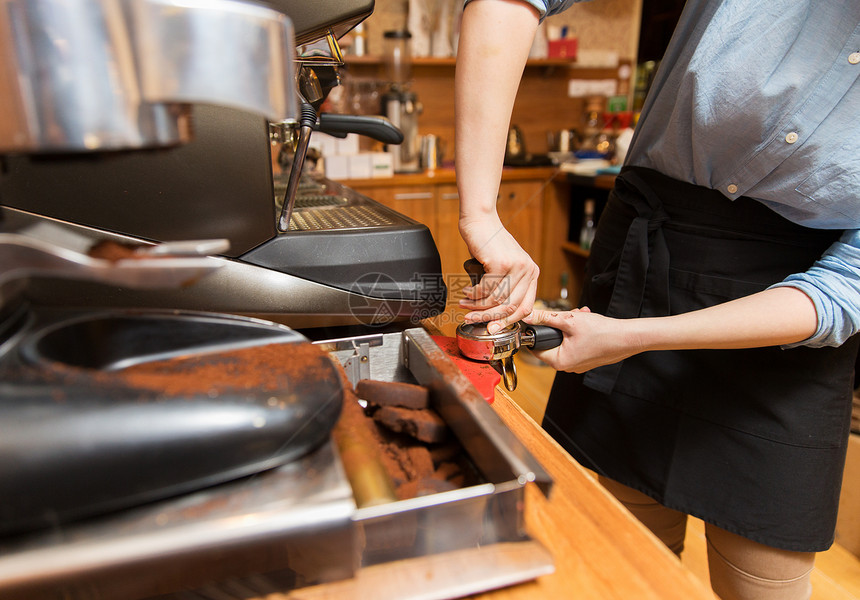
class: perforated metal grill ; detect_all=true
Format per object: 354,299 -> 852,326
273,175 -> 413,232
294,194 -> 348,208
274,192 -> 347,211
289,205 -> 398,231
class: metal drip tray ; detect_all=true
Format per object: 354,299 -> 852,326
292,193 -> 349,208
288,204 -> 399,231
274,175 -> 413,232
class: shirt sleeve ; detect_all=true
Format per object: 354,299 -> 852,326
769,229 -> 860,348
462,0 -> 582,21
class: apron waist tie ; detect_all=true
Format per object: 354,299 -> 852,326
583,168 -> 672,395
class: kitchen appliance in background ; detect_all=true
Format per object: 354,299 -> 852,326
505,125 -> 528,161
546,128 -> 581,163
421,134 -> 445,170
503,124 -> 553,167
381,30 -> 423,173
383,88 -> 422,172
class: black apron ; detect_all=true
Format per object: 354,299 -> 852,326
543,167 -> 859,552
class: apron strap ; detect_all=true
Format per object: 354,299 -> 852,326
583,168 -> 672,395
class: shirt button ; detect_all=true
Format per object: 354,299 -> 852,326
727,184 -> 738,194
785,131 -> 799,144
849,52 -> 860,65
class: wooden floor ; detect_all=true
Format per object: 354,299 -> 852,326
506,353 -> 860,600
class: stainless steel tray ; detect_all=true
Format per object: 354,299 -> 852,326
312,327 -> 554,597
0,327 -> 553,600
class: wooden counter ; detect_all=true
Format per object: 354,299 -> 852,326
336,166 -> 615,189
336,166 -> 559,188
284,387 -> 715,600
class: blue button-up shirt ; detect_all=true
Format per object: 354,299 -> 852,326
507,0 -> 860,347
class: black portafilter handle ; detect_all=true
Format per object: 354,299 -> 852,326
316,113 -> 404,145
525,325 -> 564,350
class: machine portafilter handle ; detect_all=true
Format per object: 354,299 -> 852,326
316,114 -> 404,144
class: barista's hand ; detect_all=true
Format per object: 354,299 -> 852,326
526,286 -> 824,372
524,307 -> 644,373
458,214 -> 539,334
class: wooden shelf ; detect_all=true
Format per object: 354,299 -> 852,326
336,166 -> 558,188
345,55 -> 570,67
342,55 -> 625,75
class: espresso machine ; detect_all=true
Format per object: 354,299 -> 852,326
0,0 -> 445,329
0,2 -> 554,598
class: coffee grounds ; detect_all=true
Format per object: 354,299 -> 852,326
110,342 -> 334,396
331,372 -> 480,501
395,477 -> 457,501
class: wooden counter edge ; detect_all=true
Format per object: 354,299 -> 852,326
335,166 -> 562,189
334,167 -> 618,191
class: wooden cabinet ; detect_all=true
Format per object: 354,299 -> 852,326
497,180 -> 544,266
349,175 -> 550,285
365,186 -> 438,234
433,184 -> 471,282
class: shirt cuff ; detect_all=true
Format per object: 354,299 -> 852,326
767,280 -> 830,349
464,0 -> 549,19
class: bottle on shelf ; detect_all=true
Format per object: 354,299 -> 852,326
557,272 -> 572,310
579,198 -> 596,250
352,23 -> 367,57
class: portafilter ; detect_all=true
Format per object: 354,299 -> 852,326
456,259 -> 563,391
456,321 -> 562,392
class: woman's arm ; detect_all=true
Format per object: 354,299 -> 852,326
525,286 -> 819,372
455,0 -> 541,333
